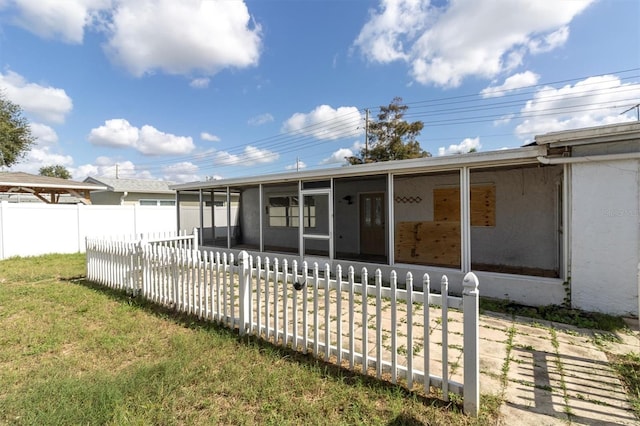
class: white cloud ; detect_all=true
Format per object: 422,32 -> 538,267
282,105 -> 362,140
212,145 -> 278,166
0,70 -> 73,123
189,77 -> 210,89
10,145 -> 74,175
481,71 -> 540,98
438,137 -> 481,156
285,160 -> 307,171
73,157 -> 154,180
88,118 -> 139,148
493,113 -> 515,126
528,26 -> 569,54
30,123 -> 59,145
248,113 -> 274,126
200,132 -> 220,142
353,0 -> 593,87
162,161 -> 200,183
4,0 -> 112,44
2,1 -> 262,78
137,125 -> 194,155
321,148 -> 354,165
88,118 -> 195,155
515,75 -> 640,138
104,0 -> 262,77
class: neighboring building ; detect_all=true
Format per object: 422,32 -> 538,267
172,122 -> 640,317
0,172 -> 105,204
84,177 -> 180,206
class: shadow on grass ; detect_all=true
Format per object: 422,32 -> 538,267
68,277 -> 461,414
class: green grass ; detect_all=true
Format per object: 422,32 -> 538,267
0,254 -> 499,425
610,352 -> 640,415
479,298 -> 628,332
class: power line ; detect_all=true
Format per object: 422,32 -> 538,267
92,67 -> 640,178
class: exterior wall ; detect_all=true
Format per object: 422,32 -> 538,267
571,159 -> 640,316
178,205 -> 238,242
393,166 -> 562,274
394,172 -> 459,223
89,191 -> 124,205
238,187 -> 261,246
0,202 -> 177,259
470,165 -> 562,273
334,177 -> 387,255
262,183 -> 299,250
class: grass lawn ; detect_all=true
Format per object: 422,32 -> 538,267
0,254 -> 500,425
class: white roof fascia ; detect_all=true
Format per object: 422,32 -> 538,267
0,180 -> 106,191
535,122 -> 640,148
172,145 -> 546,191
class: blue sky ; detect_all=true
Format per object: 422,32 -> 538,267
0,0 -> 639,182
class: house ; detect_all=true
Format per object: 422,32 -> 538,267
84,176 -> 182,206
0,172 -> 106,204
172,122 -> 640,316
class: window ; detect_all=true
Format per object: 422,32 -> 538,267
140,199 -> 176,206
205,200 -> 225,207
267,195 -> 315,227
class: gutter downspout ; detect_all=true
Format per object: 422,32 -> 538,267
120,191 -> 128,205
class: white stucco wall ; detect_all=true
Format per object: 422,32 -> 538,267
571,159 -> 640,316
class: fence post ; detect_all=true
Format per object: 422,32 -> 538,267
192,227 -> 199,254
238,250 -> 251,335
462,272 -> 480,417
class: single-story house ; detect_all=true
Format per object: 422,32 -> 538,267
172,122 -> 640,316
84,176 -> 183,206
0,172 -> 105,204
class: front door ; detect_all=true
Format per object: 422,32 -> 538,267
360,193 -> 385,257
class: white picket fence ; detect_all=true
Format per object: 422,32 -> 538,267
85,235 -> 480,416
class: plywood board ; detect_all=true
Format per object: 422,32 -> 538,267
433,188 -> 460,222
470,185 -> 495,226
395,221 -> 460,267
433,185 -> 495,227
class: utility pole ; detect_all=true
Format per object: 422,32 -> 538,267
115,163 -> 119,179
621,103 -> 640,121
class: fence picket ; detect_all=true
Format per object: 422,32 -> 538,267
406,272 -> 414,390
85,235 -> 480,417
441,275 -> 449,401
336,265 -> 343,365
391,270 -> 398,385
361,267 -> 369,373
324,263 -> 330,362
422,273 -> 431,394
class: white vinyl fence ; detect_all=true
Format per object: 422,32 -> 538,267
85,233 -> 480,416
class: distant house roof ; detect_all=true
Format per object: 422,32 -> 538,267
0,172 -> 106,204
84,177 -> 176,194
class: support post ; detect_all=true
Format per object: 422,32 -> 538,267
192,227 -> 199,254
238,250 -> 251,335
462,271 -> 480,417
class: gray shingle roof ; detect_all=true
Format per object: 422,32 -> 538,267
84,177 -> 176,194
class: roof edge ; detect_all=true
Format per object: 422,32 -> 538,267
172,145 -> 545,191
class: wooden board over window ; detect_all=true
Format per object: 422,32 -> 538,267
395,221 -> 460,268
433,185 -> 495,226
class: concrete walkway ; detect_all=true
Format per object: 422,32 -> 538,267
476,312 -> 639,425
277,287 -> 640,425
315,287 -> 639,424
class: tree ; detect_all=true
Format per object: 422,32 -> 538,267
39,165 -> 72,179
0,93 -> 35,167
347,97 -> 430,165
